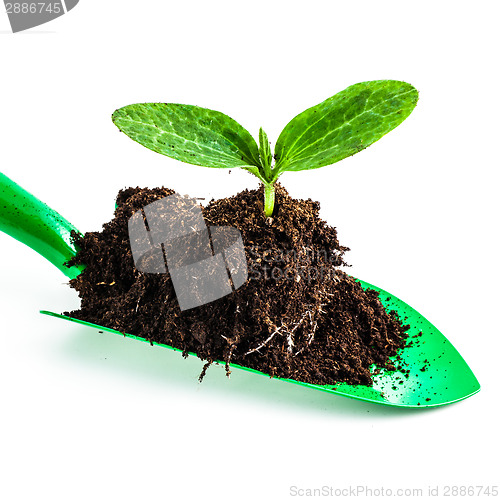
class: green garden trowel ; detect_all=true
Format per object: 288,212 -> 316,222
0,172 -> 480,408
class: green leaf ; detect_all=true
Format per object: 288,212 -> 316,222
258,127 -> 273,179
274,80 -> 418,175
112,103 -> 262,169
242,165 -> 267,183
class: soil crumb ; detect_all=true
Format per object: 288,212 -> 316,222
65,184 -> 409,386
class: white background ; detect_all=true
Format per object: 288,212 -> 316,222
0,1 -> 499,499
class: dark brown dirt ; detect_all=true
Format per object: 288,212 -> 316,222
65,184 -> 409,386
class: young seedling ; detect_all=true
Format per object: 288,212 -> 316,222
112,80 -> 418,217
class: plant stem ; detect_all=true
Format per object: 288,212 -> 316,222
264,183 -> 275,217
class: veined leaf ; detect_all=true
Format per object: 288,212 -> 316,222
274,80 -> 418,174
112,103 -> 262,169
258,127 -> 273,179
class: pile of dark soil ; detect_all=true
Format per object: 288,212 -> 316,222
65,184 -> 409,386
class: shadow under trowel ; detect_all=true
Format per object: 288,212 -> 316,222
51,320 -> 448,419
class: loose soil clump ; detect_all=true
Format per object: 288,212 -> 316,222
65,184 -> 409,386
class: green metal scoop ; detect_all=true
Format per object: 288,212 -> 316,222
0,172 -> 480,408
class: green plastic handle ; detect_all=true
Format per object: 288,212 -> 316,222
0,172 -> 84,279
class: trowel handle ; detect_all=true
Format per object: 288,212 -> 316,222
0,172 -> 84,279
